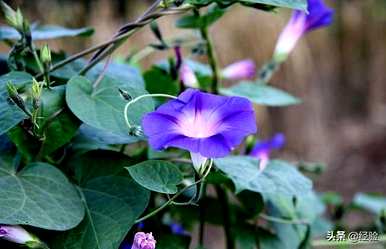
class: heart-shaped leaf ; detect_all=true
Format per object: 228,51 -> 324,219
214,156 -> 312,196
66,75 -> 154,137
53,176 -> 150,249
0,162 -> 84,230
127,160 -> 183,194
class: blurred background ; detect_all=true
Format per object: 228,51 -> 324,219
0,0 -> 385,246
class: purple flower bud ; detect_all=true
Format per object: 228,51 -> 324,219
142,89 -> 257,172
221,59 -> 256,80
250,133 -> 285,171
274,0 -> 334,61
132,232 -> 156,249
179,63 -> 199,88
0,225 -> 37,245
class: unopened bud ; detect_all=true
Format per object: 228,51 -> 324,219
1,2 -> 17,28
0,2 -> 25,32
15,8 -> 24,30
7,82 -> 31,116
6,82 -> 19,99
129,126 -> 144,137
119,88 -> 132,101
32,78 -> 42,109
40,44 -> 51,65
0,225 -> 42,248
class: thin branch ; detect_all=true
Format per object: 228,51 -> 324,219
81,6 -> 194,74
36,4 -> 193,78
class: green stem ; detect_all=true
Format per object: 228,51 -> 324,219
194,9 -> 220,94
312,235 -> 386,247
215,185 -> 235,249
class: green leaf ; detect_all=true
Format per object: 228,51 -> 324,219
239,0 -> 307,10
66,75 -> 153,137
53,176 -> 150,249
265,192 -> 325,249
71,150 -> 137,185
220,82 -> 301,106
7,125 -> 39,162
86,62 -> 146,89
214,156 -> 312,196
0,25 -> 94,40
37,86 -> 80,157
353,193 -> 386,215
0,71 -> 32,135
70,128 -> 120,156
78,124 -> 135,145
144,66 -> 179,96
126,160 -> 183,194
0,134 -> 17,171
0,162 -> 84,230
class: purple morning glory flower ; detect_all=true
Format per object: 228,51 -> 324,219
179,63 -> 199,88
0,225 -> 37,245
142,89 -> 257,171
250,133 -> 285,171
132,232 -> 156,249
274,0 -> 334,61
221,59 -> 256,80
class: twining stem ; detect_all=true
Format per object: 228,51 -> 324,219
194,9 -> 221,94
259,213 -> 309,225
215,185 -> 235,249
135,160 -> 213,223
312,235 -> 386,247
123,93 -> 177,130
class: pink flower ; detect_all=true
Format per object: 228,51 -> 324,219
132,232 -> 156,249
274,0 -> 334,61
179,63 -> 199,88
221,59 -> 256,80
